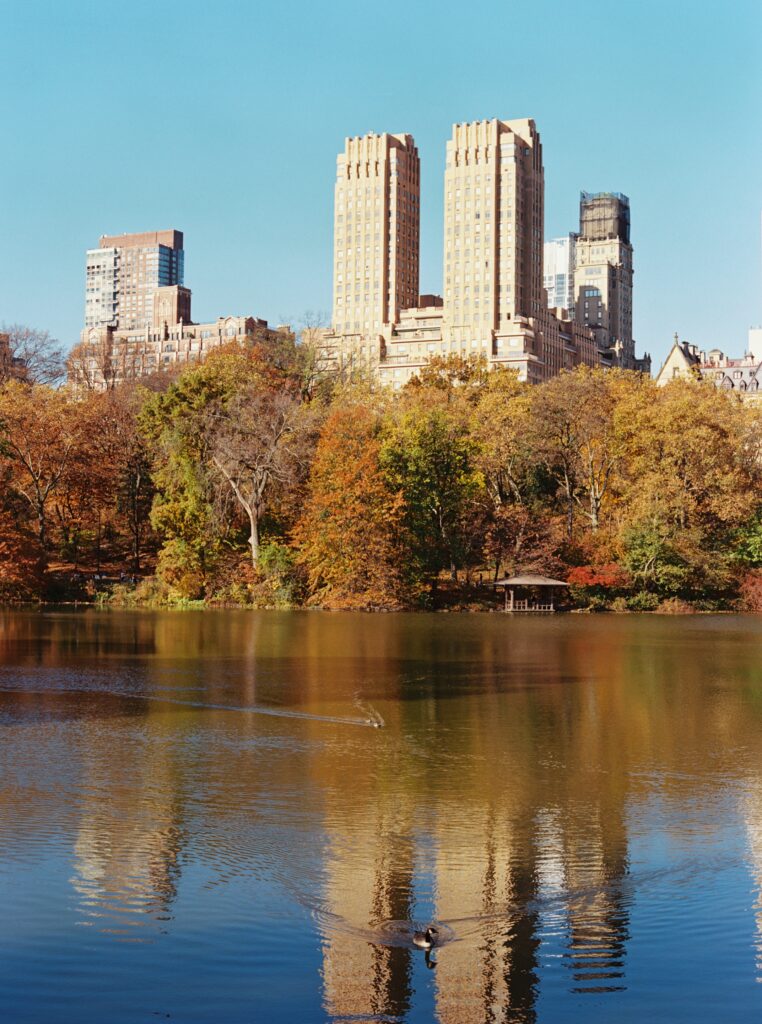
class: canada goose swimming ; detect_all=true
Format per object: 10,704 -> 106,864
413,926 -> 439,950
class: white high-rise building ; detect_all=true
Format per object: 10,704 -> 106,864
543,235 -> 575,315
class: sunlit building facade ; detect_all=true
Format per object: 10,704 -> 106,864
572,192 -> 636,369
544,235 -> 576,315
321,118 -> 614,387
655,328 -> 762,400
84,229 -> 185,330
332,132 -> 420,336
74,231 -> 285,391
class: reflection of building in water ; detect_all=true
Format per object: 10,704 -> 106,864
559,807 -> 629,993
72,812 -> 184,921
318,797 -> 630,1022
320,809 -> 415,1021
743,786 -> 762,981
433,805 -> 540,1024
314,676 -> 635,1020
70,710 -> 186,933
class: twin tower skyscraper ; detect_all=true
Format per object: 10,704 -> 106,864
325,118 -> 648,387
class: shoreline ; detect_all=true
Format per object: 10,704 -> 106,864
0,600 -> 742,616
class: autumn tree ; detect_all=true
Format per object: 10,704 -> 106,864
379,393 -> 484,586
140,341 -> 316,595
615,379 -> 762,598
206,388 -> 311,568
75,388 -> 156,572
0,508 -> 46,601
0,381 -> 81,552
140,350 -> 253,595
469,369 -> 561,576
406,353 -> 490,399
294,404 -> 410,609
0,323 -> 65,386
524,366 -> 649,537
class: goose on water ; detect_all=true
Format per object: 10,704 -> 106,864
413,926 -> 439,950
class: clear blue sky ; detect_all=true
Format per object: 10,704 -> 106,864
1,0 -> 760,368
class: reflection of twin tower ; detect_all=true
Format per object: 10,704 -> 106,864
325,119 -> 646,389
320,797 -> 630,1022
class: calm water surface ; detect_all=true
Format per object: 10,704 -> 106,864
1,610 -> 761,1023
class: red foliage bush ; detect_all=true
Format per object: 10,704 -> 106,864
739,570 -> 762,613
566,563 -> 631,591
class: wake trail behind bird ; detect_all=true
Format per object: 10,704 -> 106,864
0,686 -> 384,729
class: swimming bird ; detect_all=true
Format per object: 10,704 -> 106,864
413,926 -> 439,950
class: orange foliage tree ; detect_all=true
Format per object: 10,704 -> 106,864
0,509 -> 46,601
0,381 -> 82,553
294,404 -> 410,609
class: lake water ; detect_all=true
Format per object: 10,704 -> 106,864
1,610 -> 761,1023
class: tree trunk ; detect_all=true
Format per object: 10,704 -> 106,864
590,493 -> 600,532
249,510 -> 259,568
567,493 -> 574,539
96,510 -> 102,573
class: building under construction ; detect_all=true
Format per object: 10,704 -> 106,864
578,191 -> 631,244
571,191 -> 649,372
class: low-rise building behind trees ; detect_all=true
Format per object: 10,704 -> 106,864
655,329 -> 762,400
70,231 -> 289,391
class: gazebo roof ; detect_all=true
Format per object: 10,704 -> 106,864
494,574 -> 569,587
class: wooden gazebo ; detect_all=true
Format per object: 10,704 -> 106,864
494,573 -> 569,613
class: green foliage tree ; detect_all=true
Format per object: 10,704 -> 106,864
379,395 -> 484,587
139,350 -> 257,596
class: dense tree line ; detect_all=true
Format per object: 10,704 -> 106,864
1,334 -> 761,611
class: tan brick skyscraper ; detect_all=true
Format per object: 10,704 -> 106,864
443,119 -> 544,342
332,132 -> 420,336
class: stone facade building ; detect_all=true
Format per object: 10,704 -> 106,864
655,330 -> 762,401
573,192 -> 641,371
73,231 -> 285,391
332,132 -> 420,335
543,194 -> 649,373
85,230 -> 185,330
321,119 -> 649,388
